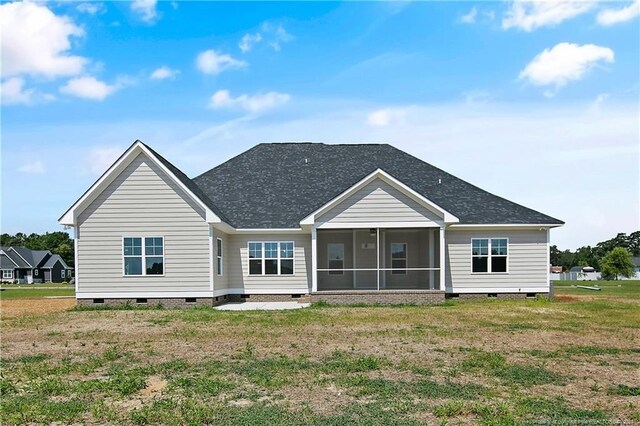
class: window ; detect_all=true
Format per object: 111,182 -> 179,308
248,242 -> 294,275
217,238 -> 223,276
391,243 -> 407,275
34,269 -> 39,277
2,270 -> 12,279
471,238 -> 508,273
123,237 -> 164,276
327,243 -> 344,275
60,270 -> 65,279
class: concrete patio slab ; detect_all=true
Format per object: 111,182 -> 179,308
214,302 -> 310,311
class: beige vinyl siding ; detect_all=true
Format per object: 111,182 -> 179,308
227,234 -> 311,294
445,229 -> 548,292
77,153 -> 211,294
212,227 -> 229,290
317,179 -> 442,225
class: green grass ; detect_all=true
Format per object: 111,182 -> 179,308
0,282 -> 74,288
0,288 -> 74,299
2,285 -> 639,425
553,280 -> 640,296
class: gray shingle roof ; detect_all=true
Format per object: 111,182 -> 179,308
1,248 -> 31,268
191,143 -> 563,229
1,253 -> 18,269
41,254 -> 69,269
10,247 -> 51,268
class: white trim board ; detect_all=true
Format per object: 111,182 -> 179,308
300,169 -> 459,226
449,224 -> 562,229
59,140 -> 223,226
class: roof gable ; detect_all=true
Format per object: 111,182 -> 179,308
302,169 -> 458,226
59,140 -> 225,226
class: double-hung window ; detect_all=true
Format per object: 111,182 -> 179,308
248,242 -> 294,275
217,238 -> 223,276
61,270 -> 65,279
471,238 -> 508,273
123,237 -> 164,276
2,270 -> 12,279
391,243 -> 407,275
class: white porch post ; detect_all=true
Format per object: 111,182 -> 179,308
311,227 -> 318,293
429,229 -> 435,289
439,225 -> 446,291
209,226 -> 215,294
73,226 -> 79,293
376,228 -> 380,291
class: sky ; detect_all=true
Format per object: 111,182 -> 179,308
1,0 -> 639,250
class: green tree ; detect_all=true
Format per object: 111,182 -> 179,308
600,247 -> 635,280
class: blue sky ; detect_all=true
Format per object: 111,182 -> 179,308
1,0 -> 639,249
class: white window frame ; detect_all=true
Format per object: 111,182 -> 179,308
61,270 -> 65,279
122,236 -> 165,277
327,243 -> 345,275
34,269 -> 39,277
471,238 -> 509,274
247,241 -> 295,276
390,242 -> 408,275
216,238 -> 223,276
2,270 -> 13,279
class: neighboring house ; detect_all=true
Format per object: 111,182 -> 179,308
59,141 -> 564,306
0,247 -> 71,284
565,266 -> 600,281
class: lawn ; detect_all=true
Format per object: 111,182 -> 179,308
0,282 -> 638,425
0,288 -> 75,300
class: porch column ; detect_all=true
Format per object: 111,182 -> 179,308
429,229 -> 435,289
311,227 -> 318,292
376,228 -> 380,291
439,225 -> 446,291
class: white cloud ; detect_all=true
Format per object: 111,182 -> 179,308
0,1 -> 87,78
589,93 -> 609,112
239,33 -> 262,53
597,0 -> 640,26
519,43 -> 614,93
366,108 -> 407,126
131,0 -> 158,23
87,147 -> 123,175
459,7 -> 478,24
150,66 -> 180,80
76,3 -> 105,15
59,76 -> 118,101
209,90 -> 290,113
19,161 -> 45,174
1,77 -> 35,105
196,50 -> 247,75
263,23 -> 293,51
502,1 -> 594,31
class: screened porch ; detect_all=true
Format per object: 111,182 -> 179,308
315,228 -> 443,291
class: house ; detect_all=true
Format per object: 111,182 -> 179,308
0,246 -> 71,283
59,140 -> 563,306
566,266 -> 600,281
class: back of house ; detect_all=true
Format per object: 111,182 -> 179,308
59,141 -> 563,306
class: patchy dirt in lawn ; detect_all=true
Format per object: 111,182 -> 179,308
137,375 -> 168,398
0,297 -> 76,318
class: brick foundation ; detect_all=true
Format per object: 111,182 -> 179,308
311,290 -> 445,305
227,294 -> 310,303
447,293 -> 548,301
77,295 -> 230,308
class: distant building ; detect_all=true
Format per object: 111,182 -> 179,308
549,266 -> 563,273
0,247 -> 72,284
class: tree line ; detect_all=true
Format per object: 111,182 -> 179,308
550,231 -> 639,272
1,232 -> 74,267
